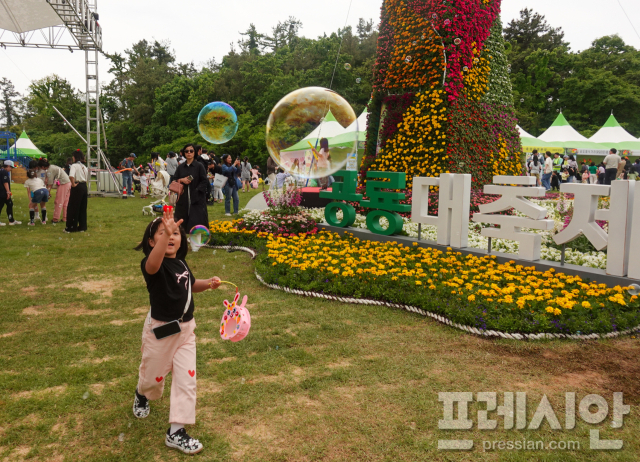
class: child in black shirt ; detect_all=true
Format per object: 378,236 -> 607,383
134,210 -> 221,455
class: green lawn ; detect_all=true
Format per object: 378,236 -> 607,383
1,187 -> 639,461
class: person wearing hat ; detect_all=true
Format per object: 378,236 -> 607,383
0,160 -> 21,226
120,153 -> 138,196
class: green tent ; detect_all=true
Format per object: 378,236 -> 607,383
10,131 -> 47,158
538,114 -> 609,155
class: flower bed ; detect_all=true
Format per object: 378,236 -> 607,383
256,232 -> 639,336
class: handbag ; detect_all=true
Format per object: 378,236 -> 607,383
167,181 -> 184,206
213,173 -> 228,189
152,261 -> 192,340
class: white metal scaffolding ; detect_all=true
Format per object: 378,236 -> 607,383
0,0 -> 118,195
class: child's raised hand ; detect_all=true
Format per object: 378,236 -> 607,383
161,207 -> 183,235
208,277 -> 221,290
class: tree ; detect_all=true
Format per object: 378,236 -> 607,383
0,78 -> 21,128
504,9 -> 571,135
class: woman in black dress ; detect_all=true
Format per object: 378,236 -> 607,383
173,143 -> 209,233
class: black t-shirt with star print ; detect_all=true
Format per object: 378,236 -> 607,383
141,257 -> 196,322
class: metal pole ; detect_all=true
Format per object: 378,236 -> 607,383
488,237 -> 492,255
417,223 -> 421,241
561,244 -> 566,266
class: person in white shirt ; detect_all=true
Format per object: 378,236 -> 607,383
603,148 -> 621,185
24,170 -> 50,225
38,159 -> 71,224
151,152 -> 167,173
541,151 -> 553,191
66,150 -> 89,233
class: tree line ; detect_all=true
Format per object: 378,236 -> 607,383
0,9 -> 639,168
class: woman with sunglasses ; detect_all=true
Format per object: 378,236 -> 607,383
173,143 -> 209,232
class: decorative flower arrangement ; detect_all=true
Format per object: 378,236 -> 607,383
364,0 -> 522,191
235,210 -> 318,237
258,231 -> 638,335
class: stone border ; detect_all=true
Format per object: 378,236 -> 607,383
207,246 -> 640,341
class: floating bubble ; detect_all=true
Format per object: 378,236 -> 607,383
454,38 -> 462,45
82,392 -> 89,400
118,433 -> 125,442
432,13 -> 437,19
556,109 -> 560,112
276,346 -> 279,350
463,66 -> 468,72
474,58 -> 479,64
344,63 -> 352,71
520,98 -> 524,103
241,378 -> 246,384
412,41 -> 417,46
405,56 -> 412,63
548,97 -> 553,102
444,19 -> 451,26
222,265 -> 226,270
459,162 -> 465,168
189,225 -> 211,252
629,284 -> 640,296
356,78 -> 362,84
197,102 -> 238,145
266,87 -> 358,180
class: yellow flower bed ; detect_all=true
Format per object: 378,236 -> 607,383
259,231 -> 639,335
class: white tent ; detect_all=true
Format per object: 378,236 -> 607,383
0,0 -> 63,34
343,107 -> 368,134
538,113 -> 588,143
589,114 -> 638,144
517,125 -> 536,139
281,109 -> 348,153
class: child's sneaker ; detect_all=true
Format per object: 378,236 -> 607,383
28,222 -> 35,226
132,389 -> 150,418
0,222 -> 5,226
165,428 -> 203,454
42,221 -> 47,225
9,221 -> 21,225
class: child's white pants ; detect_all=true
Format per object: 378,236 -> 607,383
137,314 -> 197,424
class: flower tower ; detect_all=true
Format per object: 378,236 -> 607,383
361,0 -> 522,189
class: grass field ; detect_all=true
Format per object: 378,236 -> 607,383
1,187 -> 639,461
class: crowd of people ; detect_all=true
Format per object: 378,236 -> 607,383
0,149 -> 89,232
525,148 -> 640,191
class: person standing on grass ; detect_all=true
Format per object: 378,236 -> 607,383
604,149 -> 621,185
541,152 -> 553,191
174,144 -> 209,232
24,170 -> 50,226
133,210 -> 221,455
221,154 -> 240,216
166,152 -> 178,184
222,154 -> 241,217
65,150 -> 89,233
588,162 -> 598,184
0,160 -> 21,226
120,153 -> 138,196
266,155 -> 277,188
240,157 -> 252,193
39,159 -> 71,224
528,155 -> 541,186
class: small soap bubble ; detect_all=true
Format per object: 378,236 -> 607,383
520,98 -> 524,103
444,19 -> 451,26
82,392 -> 89,400
463,66 -> 468,72
355,78 -> 362,84
26,252 -> 30,256
241,378 -> 246,384
222,265 -> 226,270
198,102 -> 239,145
212,250 -> 217,255
118,433 -> 125,442
454,38 -> 461,45
405,56 -> 412,63
628,284 -> 640,296
276,346 -> 279,350
431,13 -> 437,19
344,63 -> 352,71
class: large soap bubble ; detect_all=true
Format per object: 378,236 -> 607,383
197,102 -> 238,144
266,87 -> 358,180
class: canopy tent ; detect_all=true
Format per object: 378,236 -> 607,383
0,0 -> 63,33
328,107 -> 368,170
517,125 -> 564,155
282,109 -> 348,153
589,114 -> 637,144
10,131 -> 47,158
609,141 -> 640,156
538,113 -> 608,155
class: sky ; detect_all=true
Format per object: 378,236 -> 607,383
2,0 -> 640,96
